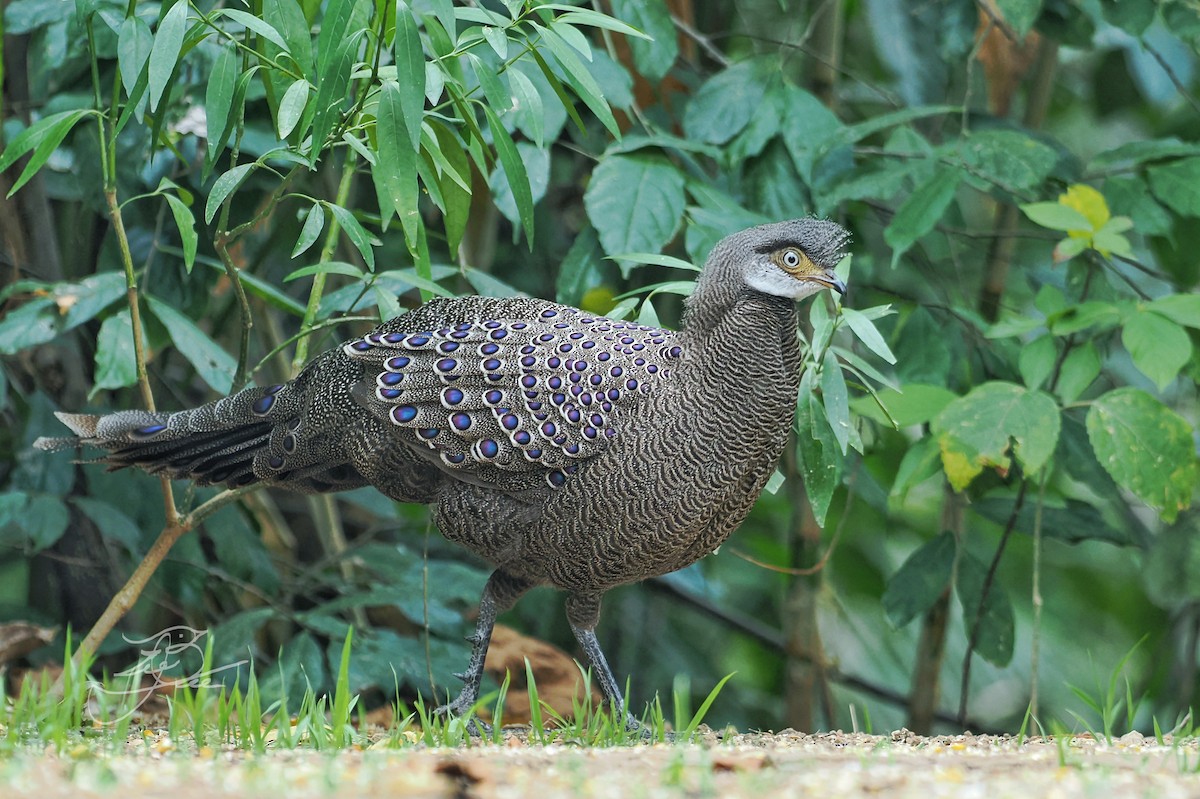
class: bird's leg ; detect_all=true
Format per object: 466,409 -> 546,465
435,570 -> 529,735
565,593 -> 641,733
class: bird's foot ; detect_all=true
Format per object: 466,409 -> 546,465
433,692 -> 493,738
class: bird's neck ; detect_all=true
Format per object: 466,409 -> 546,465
678,290 -> 803,419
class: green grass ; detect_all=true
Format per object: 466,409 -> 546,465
0,629 -> 732,755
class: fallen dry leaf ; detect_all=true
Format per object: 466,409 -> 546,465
483,624 -> 601,724
0,622 -> 58,667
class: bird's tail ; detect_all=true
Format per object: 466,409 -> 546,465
34,385 -> 283,488
36,341 -> 374,493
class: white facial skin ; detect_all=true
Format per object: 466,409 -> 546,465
743,247 -> 843,300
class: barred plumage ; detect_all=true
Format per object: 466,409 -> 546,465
36,218 -> 850,731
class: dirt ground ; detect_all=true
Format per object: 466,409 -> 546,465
4,728 -> 1200,799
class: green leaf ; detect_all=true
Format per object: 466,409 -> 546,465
884,166 -> 961,267
780,83 -> 845,182
327,204 -> 378,271
841,307 -> 897,364
957,550 -> 1014,667
507,67 -> 545,147
276,79 -> 310,139
583,155 -> 685,258
934,381 -> 1061,491
489,142 -> 549,230
163,193 -> 197,272
1148,157 -> 1200,217
205,163 -> 256,224
284,261 -> 365,282
795,385 -> 841,527
1102,176 -> 1172,237
429,122 -> 471,256
72,497 -> 142,550
1055,342 -> 1100,404
821,348 -> 853,455
263,0 -> 314,78
482,103 -> 534,245
394,0 -> 425,151
0,110 -> 92,198
1047,301 -> 1121,335
682,58 -> 769,145
1122,310 -> 1192,391
890,436 -> 943,504
534,21 -> 619,137
1020,201 -> 1092,232
53,272 -> 128,331
375,81 -> 419,247
815,105 -> 958,160
851,383 -> 957,427
204,44 -> 239,167
994,0 -> 1043,37
117,15 -> 153,97
0,298 -> 58,354
1148,295 -> 1200,329
370,268 -> 453,299
468,53 -> 512,115
463,267 -> 522,299
555,9 -> 652,40
92,310 -> 138,395
309,0 -> 358,164
21,494 -> 70,552
971,496 -> 1131,547
1086,388 -> 1198,523
960,129 -> 1058,192
146,296 -> 237,394
556,226 -> 603,306
1089,138 -> 1200,171
220,8 -> 290,51
481,25 -> 508,58
1018,333 -> 1056,390
292,202 -> 325,258
882,531 -> 955,628
609,0 -> 676,81
1143,520 -> 1200,608
609,253 -> 699,272
148,0 -> 188,112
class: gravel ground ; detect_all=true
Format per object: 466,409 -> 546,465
4,729 -> 1200,799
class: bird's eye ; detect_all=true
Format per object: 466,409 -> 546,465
782,249 -> 801,268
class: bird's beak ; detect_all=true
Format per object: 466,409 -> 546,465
813,273 -> 847,296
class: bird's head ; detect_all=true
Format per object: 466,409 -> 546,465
730,217 -> 850,301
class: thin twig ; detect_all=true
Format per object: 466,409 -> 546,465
1030,467 -> 1048,720
293,147 -> 359,372
973,0 -> 1018,44
730,469 -> 857,576
670,13 -> 730,67
71,486 -> 256,668
957,480 -> 1027,725
1142,38 -> 1200,118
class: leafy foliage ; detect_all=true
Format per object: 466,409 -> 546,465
1,0 -> 1198,737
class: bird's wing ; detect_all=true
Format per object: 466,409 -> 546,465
343,296 -> 683,490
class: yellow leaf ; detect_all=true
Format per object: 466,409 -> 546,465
938,436 -> 983,492
1059,184 -> 1109,232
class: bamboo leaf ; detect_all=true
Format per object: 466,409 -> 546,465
482,103 -> 534,245
292,202 -> 326,258
148,0 -> 188,111
375,81 -> 419,248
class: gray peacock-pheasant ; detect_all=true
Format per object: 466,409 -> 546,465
37,217 -> 849,729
